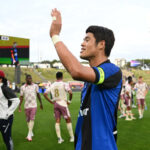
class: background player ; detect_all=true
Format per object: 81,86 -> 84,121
124,77 -> 136,120
44,72 -> 74,144
134,76 -> 148,119
118,79 -> 126,118
18,75 -> 43,141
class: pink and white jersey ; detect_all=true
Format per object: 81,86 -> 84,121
124,83 -> 132,98
134,82 -> 148,99
20,83 -> 39,109
120,84 -> 125,96
45,81 -> 71,107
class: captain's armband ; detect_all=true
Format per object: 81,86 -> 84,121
93,67 -> 105,85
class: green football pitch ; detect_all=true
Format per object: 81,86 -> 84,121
0,91 -> 150,150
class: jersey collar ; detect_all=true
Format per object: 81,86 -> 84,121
56,79 -> 63,82
97,59 -> 110,67
25,83 -> 33,87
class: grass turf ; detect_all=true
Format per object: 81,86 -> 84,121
0,92 -> 150,150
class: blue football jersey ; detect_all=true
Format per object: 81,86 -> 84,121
75,60 -> 122,150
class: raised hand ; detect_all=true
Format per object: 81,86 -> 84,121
50,8 -> 62,37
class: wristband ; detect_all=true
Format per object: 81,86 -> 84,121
51,35 -> 61,45
52,16 -> 56,21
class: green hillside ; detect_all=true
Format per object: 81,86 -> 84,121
131,69 -> 150,85
36,68 -> 72,82
0,67 -> 73,84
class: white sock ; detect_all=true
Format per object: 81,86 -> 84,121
27,122 -> 30,137
66,123 -> 74,138
122,104 -> 126,115
138,109 -> 142,117
141,109 -> 144,116
27,120 -> 34,138
55,123 -> 61,139
129,110 -> 134,118
126,111 -> 130,119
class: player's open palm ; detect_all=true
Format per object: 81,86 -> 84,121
50,8 -> 62,37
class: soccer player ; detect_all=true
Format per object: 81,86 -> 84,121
43,72 -> 74,144
124,76 -> 136,121
49,9 -> 122,150
118,79 -> 126,118
134,76 -> 148,119
0,70 -> 19,150
18,74 -> 43,141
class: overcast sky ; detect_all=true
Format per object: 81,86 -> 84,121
1,0 -> 150,62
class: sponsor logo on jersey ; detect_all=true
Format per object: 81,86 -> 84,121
79,108 -> 89,117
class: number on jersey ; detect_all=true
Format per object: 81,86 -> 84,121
54,89 -> 59,97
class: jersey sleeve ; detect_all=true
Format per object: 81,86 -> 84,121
145,83 -> 148,89
45,87 -> 51,94
2,85 -> 19,118
92,65 -> 122,89
134,83 -> 137,90
20,86 -> 24,96
2,85 -> 18,100
35,84 -> 39,93
64,83 -> 71,92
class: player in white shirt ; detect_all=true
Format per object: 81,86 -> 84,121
18,75 -> 43,141
124,76 -> 136,121
118,79 -> 126,118
134,76 -> 148,119
44,72 -> 74,144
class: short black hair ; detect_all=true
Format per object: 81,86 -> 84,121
86,25 -> 115,57
128,76 -> 132,84
56,72 -> 63,79
26,74 -> 32,79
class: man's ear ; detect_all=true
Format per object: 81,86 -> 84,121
97,40 -> 105,50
